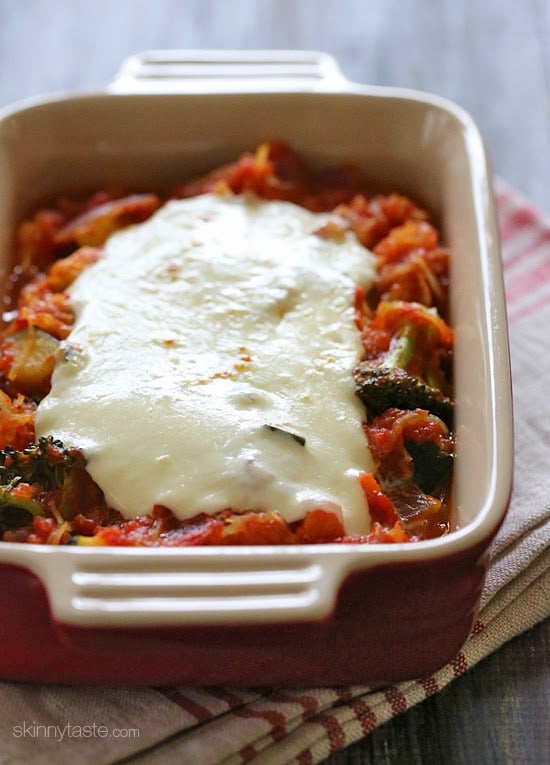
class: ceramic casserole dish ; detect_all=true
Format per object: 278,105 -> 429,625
0,50 -> 512,685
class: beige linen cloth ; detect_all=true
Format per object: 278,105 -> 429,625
0,182 -> 548,765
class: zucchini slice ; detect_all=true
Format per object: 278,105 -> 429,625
2,327 -> 59,397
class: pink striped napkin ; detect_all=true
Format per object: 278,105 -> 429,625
1,182 -> 549,765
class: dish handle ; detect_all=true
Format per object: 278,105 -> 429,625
107,49 -> 349,94
14,546 -> 366,628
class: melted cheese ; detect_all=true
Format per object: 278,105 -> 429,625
36,194 -> 376,535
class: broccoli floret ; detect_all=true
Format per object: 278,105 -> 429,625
0,436 -> 86,489
354,365 -> 453,426
0,437 -> 87,529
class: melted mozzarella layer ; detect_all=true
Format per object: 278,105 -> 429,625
36,194 -> 376,534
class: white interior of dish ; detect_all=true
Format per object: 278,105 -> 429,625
0,88 -> 512,544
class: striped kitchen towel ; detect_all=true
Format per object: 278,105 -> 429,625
0,181 -> 548,765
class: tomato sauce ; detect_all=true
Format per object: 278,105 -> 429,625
0,142 -> 453,545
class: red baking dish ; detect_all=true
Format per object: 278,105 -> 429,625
0,50 -> 512,685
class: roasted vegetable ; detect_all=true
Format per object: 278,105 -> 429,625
0,436 -> 87,527
363,408 -> 454,537
354,300 -> 453,424
354,366 -> 453,426
54,193 -> 161,247
405,438 -> 454,494
0,436 -> 86,490
0,481 -> 43,519
0,326 -> 59,398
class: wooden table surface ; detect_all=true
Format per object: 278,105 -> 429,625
0,2 -> 548,764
